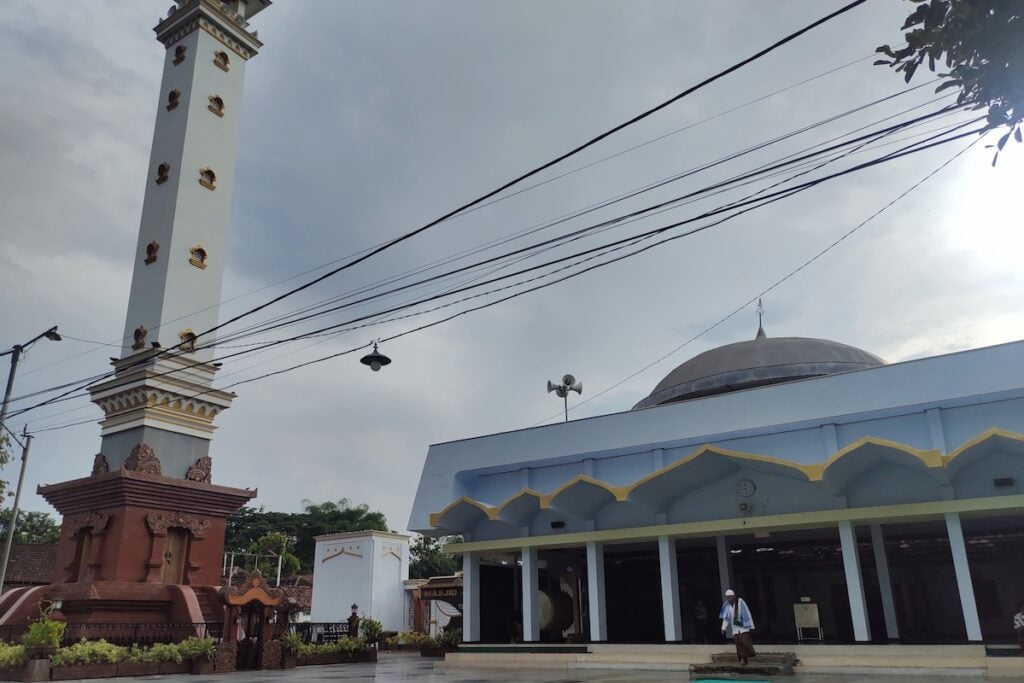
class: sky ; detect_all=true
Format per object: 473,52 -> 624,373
1,1 -> 1022,538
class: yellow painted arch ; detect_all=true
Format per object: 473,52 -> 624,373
427,429 -> 1024,530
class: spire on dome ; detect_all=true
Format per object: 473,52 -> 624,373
755,298 -> 767,339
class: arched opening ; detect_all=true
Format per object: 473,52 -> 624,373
173,45 -> 187,65
208,95 -> 225,117
189,245 -> 208,269
199,167 -> 216,190
155,162 -> 170,185
213,50 -> 230,72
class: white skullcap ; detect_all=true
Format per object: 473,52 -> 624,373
725,589 -> 735,596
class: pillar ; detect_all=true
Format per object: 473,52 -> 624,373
586,541 -> 607,641
716,535 -> 732,597
658,536 -> 682,641
869,524 -> 899,640
521,547 -> 540,642
838,521 -> 871,641
945,512 -> 982,641
463,553 -> 480,642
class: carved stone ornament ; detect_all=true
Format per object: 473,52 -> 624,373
91,453 -> 110,476
185,456 -> 212,483
67,511 -> 110,536
123,443 -> 162,475
219,569 -> 285,607
146,511 -> 210,538
214,641 -> 236,673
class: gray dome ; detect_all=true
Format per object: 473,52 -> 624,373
632,330 -> 884,410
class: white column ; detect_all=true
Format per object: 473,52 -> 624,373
716,535 -> 733,596
521,547 -> 540,642
869,524 -> 899,640
838,521 -> 871,642
945,512 -> 982,641
586,541 -> 607,641
658,536 -> 682,641
463,553 -> 480,642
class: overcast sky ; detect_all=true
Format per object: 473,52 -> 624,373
1,1 -> 1022,537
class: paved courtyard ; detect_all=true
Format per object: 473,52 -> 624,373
69,652 -> 1024,682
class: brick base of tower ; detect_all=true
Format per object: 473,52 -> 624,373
0,470 -> 254,626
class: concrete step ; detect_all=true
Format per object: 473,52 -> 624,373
710,651 -> 797,665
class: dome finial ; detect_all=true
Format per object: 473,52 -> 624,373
755,298 -> 767,339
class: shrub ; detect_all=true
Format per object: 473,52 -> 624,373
20,618 -> 65,649
437,627 -> 462,649
177,636 -> 216,662
0,643 -> 27,669
143,643 -> 184,663
279,631 -> 302,655
359,618 -> 383,644
51,639 -> 127,666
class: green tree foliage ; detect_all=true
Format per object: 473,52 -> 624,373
409,535 -> 461,579
0,509 -> 60,544
248,531 -> 301,578
875,0 -> 1024,163
225,498 -> 387,573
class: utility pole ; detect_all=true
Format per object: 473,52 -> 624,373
0,326 -> 61,439
0,427 -> 33,594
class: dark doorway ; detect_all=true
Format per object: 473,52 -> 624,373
604,542 -> 663,643
236,602 -> 264,670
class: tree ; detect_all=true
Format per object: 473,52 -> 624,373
875,0 -> 1024,163
0,510 -> 60,544
247,531 -> 301,578
409,535 -> 461,579
225,498 -> 388,573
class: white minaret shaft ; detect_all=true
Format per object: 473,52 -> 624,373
89,0 -> 269,478
121,0 -> 268,363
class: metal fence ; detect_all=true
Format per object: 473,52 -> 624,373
288,622 -> 350,644
0,622 -> 223,646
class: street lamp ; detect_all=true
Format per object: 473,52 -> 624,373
546,373 -> 582,422
359,343 -> 391,372
0,326 -> 62,438
0,326 -> 61,595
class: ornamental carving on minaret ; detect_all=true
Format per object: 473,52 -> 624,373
91,453 -> 110,476
186,456 -> 212,484
144,241 -> 159,265
208,95 -> 225,117
173,45 -> 187,65
123,443 -> 162,475
179,329 -> 197,353
66,511 -> 110,536
213,50 -> 230,72
188,245 -> 208,269
146,511 -> 210,538
155,163 -> 170,185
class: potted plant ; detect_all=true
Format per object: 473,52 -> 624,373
0,642 -> 27,677
20,605 -> 66,660
279,632 -> 302,669
177,636 -> 216,675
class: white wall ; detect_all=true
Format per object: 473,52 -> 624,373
310,532 -> 410,632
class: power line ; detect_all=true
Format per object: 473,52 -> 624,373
5,109 -> 978,422
531,137 -> 983,426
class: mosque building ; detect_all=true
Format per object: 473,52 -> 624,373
408,327 -> 1024,648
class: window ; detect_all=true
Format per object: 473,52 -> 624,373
189,245 -> 208,269
155,162 -> 170,185
144,241 -> 159,265
166,89 -> 181,111
208,95 -> 225,117
198,167 -> 216,190
173,45 -> 187,65
213,50 -> 230,72
70,529 -> 94,583
179,329 -> 197,353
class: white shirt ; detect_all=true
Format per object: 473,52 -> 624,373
720,600 -> 754,636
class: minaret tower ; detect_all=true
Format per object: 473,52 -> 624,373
85,0 -> 270,477
14,1 -> 272,631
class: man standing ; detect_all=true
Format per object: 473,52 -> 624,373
720,589 -> 756,665
1014,601 -> 1024,654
